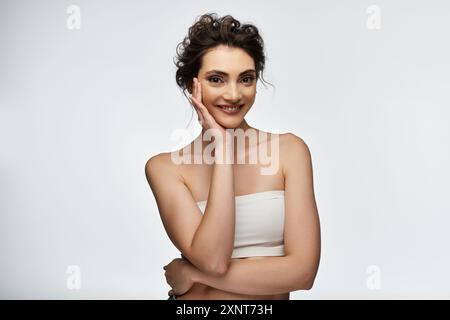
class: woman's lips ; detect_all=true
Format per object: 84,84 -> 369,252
216,104 -> 244,115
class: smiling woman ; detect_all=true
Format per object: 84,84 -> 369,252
192,46 -> 256,123
146,12 -> 321,300
174,13 -> 272,130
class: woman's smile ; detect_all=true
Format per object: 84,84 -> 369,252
216,104 -> 244,114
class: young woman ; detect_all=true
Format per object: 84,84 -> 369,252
145,13 -> 321,300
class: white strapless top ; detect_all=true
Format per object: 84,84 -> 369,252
196,190 -> 285,259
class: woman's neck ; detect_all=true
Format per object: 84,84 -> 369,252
196,120 -> 261,157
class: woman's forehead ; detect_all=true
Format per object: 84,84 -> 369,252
200,47 -> 255,74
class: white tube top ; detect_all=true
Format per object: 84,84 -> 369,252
196,190 -> 285,259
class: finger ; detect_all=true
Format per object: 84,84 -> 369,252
191,95 -> 201,110
195,77 -> 199,100
193,78 -> 197,97
191,96 -> 207,119
197,78 -> 202,102
192,96 -> 208,116
197,112 -> 204,126
190,100 -> 203,124
188,95 -> 194,108
194,82 -> 206,113
191,94 -> 212,127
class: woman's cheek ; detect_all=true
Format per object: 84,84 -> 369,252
203,101 -> 215,112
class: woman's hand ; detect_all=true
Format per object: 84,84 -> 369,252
163,258 -> 196,296
190,77 -> 227,141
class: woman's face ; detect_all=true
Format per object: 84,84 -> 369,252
194,45 -> 257,129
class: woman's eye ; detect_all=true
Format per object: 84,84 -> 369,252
208,76 -> 222,83
242,76 -> 255,83
207,76 -> 255,84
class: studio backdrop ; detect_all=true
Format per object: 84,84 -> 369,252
1,0 -> 449,299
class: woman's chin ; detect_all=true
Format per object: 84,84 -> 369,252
217,119 -> 243,129
213,112 -> 247,129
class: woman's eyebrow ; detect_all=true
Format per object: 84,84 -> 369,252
204,69 -> 256,76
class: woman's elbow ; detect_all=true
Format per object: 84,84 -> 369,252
303,278 -> 314,290
296,271 -> 317,291
202,259 -> 229,277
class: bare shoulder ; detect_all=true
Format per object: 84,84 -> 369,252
145,152 -> 184,184
145,152 -> 169,172
279,133 -> 312,175
282,132 -> 310,151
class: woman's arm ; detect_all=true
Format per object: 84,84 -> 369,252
190,144 -> 235,274
193,135 -> 320,294
146,140 -> 235,276
190,254 -> 317,295
146,78 -> 236,276
186,77 -> 236,274
166,133 -> 321,295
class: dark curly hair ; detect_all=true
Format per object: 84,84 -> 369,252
173,12 -> 273,126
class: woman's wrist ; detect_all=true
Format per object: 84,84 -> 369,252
214,140 -> 234,164
187,264 -> 204,284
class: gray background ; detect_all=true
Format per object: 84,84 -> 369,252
1,0 -> 449,299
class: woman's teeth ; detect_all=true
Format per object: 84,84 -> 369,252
219,105 -> 242,111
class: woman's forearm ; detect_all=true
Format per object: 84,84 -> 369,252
190,255 -> 315,295
190,138 -> 235,275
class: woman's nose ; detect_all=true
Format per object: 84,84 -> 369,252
223,84 -> 242,101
